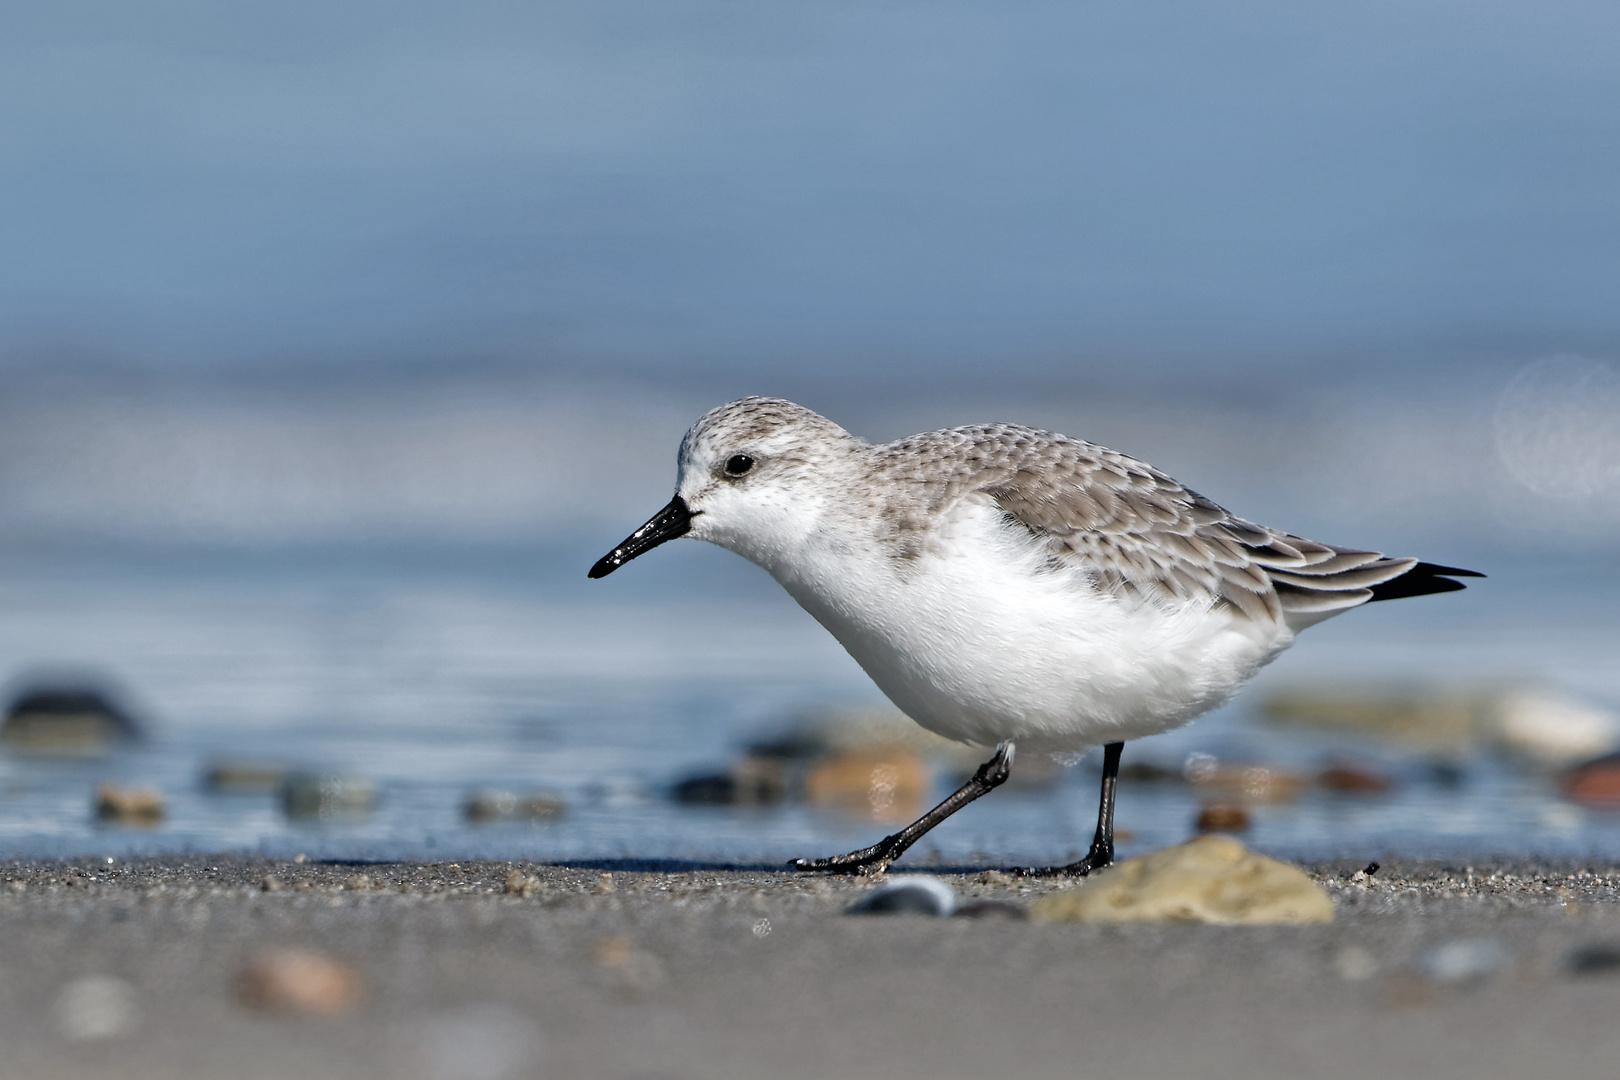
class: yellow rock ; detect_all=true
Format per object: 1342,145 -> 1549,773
1031,836 -> 1335,925
804,748 -> 928,822
94,783 -> 165,826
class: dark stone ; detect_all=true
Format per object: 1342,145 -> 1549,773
1424,761 -> 1468,788
1317,763 -> 1394,794
671,755 -> 786,805
1195,804 -> 1251,833
672,774 -> 739,804
846,877 -> 956,916
744,730 -> 829,762
1568,944 -> 1620,976
1120,761 -> 1181,783
1,686 -> 140,756
953,900 -> 1028,920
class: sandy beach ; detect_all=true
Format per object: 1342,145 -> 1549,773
5,854 -> 1619,1080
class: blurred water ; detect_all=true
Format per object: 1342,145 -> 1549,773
0,541 -> 1615,866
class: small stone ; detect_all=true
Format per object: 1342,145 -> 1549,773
260,875 -> 283,893
94,783 -> 165,826
1563,753 -> 1620,808
805,748 -> 928,822
1119,760 -> 1182,783
204,761 -> 289,794
976,870 -> 1015,886
53,976 -> 139,1040
346,874 -> 373,891
1417,938 -> 1509,984
505,870 -> 540,898
671,755 -> 787,806
281,774 -> 376,821
592,873 -> 616,896
1195,803 -> 1250,833
236,948 -> 364,1015
464,790 -> 568,822
953,900 -> 1028,920
1031,836 -> 1335,925
1316,763 -> 1394,794
1567,944 -> 1620,976
1,686 -> 140,756
846,875 -> 956,916
1193,764 -> 1303,804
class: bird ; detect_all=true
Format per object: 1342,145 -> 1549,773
588,397 -> 1480,875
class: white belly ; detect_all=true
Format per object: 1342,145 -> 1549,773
767,502 -> 1293,752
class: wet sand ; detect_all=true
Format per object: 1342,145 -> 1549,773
5,855 -> 1620,1079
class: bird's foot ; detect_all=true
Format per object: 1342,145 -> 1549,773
1018,840 -> 1113,878
787,838 -> 900,876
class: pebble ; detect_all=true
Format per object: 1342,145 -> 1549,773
1192,764 -> 1303,805
805,748 -> 928,822
203,760 -> 289,794
1316,763 -> 1394,793
1119,760 -> 1182,783
505,870 -> 540,898
1492,688 -> 1619,765
671,755 -> 786,806
953,900 -> 1028,921
53,975 -> 140,1040
1417,938 -> 1509,984
464,790 -> 568,822
1266,683 -> 1619,763
1562,752 -> 1620,808
1,686 -> 140,756
592,873 -> 616,896
236,948 -> 364,1015
1031,836 -> 1335,925
281,774 -> 377,820
1566,944 -> 1620,977
846,875 -> 956,916
1195,803 -> 1250,833
94,783 -> 165,826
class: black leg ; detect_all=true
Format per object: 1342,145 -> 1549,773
1025,741 -> 1123,876
787,741 -> 1015,876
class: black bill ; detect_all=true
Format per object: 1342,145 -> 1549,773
588,496 -> 694,579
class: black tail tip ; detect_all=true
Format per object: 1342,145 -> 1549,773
1368,562 -> 1484,603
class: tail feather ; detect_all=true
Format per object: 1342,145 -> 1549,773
1366,562 -> 1484,603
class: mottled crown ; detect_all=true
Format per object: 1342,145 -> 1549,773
680,397 -> 856,461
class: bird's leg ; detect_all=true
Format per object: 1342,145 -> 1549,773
1024,741 -> 1124,876
787,741 -> 1015,876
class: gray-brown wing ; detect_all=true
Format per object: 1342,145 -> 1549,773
961,430 -> 1417,626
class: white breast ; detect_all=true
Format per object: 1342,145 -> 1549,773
764,498 -> 1294,752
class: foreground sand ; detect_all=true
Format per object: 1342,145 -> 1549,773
4,855 -> 1619,1079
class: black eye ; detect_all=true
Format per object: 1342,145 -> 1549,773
724,454 -> 755,477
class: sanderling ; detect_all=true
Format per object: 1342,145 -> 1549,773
590,397 -> 1480,875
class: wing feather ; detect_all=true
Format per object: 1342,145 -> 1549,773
882,424 -> 1454,630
